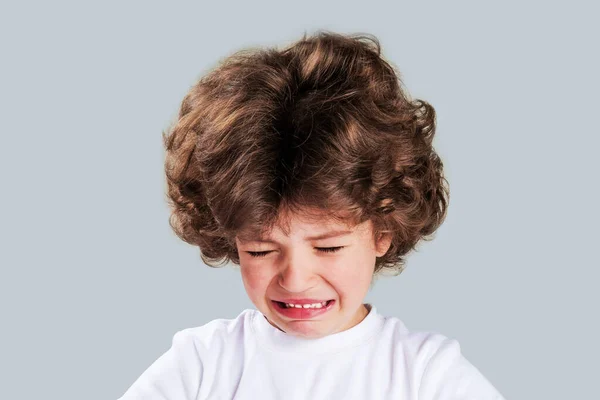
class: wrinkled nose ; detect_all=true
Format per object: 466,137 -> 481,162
277,259 -> 317,294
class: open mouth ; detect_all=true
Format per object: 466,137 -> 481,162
273,300 -> 334,309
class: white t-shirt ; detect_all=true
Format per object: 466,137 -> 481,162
118,304 -> 505,399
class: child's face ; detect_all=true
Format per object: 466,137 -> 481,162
235,209 -> 392,339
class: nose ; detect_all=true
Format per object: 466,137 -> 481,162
277,253 -> 318,294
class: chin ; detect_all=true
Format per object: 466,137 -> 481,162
281,320 -> 332,338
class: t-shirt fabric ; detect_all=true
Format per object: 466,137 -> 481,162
117,304 -> 506,399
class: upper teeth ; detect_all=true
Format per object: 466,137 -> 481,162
285,301 -> 328,308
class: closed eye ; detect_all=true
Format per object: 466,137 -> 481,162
246,246 -> 345,258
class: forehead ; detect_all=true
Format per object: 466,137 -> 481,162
235,213 -> 370,243
237,228 -> 354,243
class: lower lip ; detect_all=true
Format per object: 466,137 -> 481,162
272,300 -> 335,319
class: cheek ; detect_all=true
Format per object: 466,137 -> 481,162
328,252 -> 375,292
240,263 -> 274,297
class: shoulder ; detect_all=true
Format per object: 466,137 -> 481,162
173,309 -> 256,344
379,314 -> 460,365
378,315 -> 504,399
117,310 -> 259,399
173,308 -> 256,350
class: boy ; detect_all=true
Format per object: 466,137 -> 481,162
118,30 -> 506,399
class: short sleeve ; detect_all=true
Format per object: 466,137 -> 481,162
418,337 -> 506,400
117,329 -> 204,400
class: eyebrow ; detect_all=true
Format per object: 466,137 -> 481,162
238,229 -> 353,243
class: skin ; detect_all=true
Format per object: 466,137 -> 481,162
235,208 -> 392,339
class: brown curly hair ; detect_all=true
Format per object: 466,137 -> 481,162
162,30 -> 449,276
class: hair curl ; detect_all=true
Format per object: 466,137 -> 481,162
163,30 -> 449,276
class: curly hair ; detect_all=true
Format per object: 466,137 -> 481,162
162,30 -> 449,276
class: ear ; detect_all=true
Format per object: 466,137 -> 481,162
375,232 -> 392,257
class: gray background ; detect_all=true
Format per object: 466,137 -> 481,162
1,1 -> 597,399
